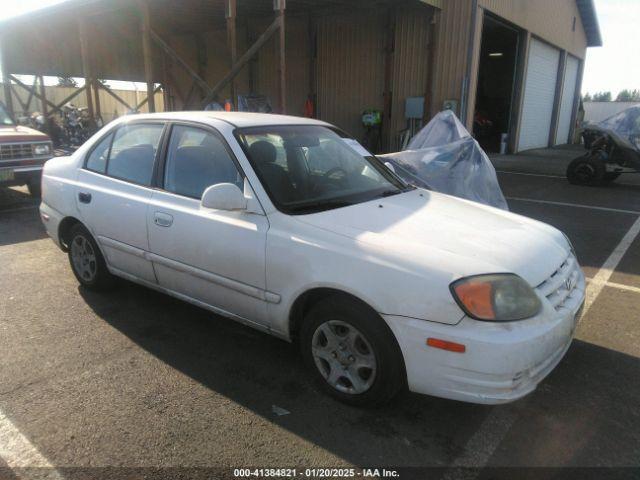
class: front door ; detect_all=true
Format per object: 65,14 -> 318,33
147,123 -> 270,327
76,122 -> 166,283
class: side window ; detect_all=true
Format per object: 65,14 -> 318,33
85,133 -> 113,173
106,123 -> 164,186
164,125 -> 243,199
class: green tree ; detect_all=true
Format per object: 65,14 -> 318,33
57,76 -> 78,88
592,91 -> 612,102
615,89 -> 640,102
583,92 -> 593,102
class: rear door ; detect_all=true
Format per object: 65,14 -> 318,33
146,122 -> 271,327
76,121 -> 166,283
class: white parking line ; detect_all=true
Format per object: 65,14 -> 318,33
0,409 -> 64,479
449,215 -> 640,473
583,215 -> 640,315
586,278 -> 640,295
506,197 -> 640,215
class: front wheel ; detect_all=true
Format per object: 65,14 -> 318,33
67,223 -> 116,291
567,154 -> 605,186
300,297 -> 405,406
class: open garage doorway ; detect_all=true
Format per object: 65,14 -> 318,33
473,15 -> 520,153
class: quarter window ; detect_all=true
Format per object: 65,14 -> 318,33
163,125 -> 243,199
105,123 -> 164,186
85,133 -> 113,173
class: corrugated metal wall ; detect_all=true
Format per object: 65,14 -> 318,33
389,7 -> 434,142
431,0 -> 473,121
478,0 -> 588,58
315,11 -> 386,139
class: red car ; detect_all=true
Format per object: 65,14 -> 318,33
0,102 -> 54,197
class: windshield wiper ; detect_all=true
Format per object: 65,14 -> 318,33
288,199 -> 353,214
379,189 -> 403,198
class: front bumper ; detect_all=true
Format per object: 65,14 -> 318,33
383,275 -> 585,404
0,165 -> 43,187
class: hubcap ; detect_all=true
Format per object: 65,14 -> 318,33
574,162 -> 595,182
71,234 -> 97,282
311,320 -> 376,394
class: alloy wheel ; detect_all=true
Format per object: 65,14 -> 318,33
71,234 -> 97,282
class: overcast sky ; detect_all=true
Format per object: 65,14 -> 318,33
0,0 -> 638,96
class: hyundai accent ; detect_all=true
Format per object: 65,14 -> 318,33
39,112 -> 585,405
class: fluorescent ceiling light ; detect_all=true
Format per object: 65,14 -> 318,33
489,52 -> 503,57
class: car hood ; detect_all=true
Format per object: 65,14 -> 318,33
296,189 -> 569,287
0,125 -> 50,142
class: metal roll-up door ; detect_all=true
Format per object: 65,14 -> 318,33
554,55 -> 580,145
517,39 -> 561,151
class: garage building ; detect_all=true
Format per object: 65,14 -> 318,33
0,0 -> 600,153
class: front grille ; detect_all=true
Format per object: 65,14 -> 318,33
0,143 -> 34,161
536,254 -> 581,311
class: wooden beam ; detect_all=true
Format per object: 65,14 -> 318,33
135,84 -> 163,111
226,0 -> 237,109
139,0 -> 156,113
8,74 -> 57,111
201,15 -> 282,107
78,18 -> 95,124
38,76 -> 49,133
10,83 -> 28,113
150,28 -> 212,96
275,0 -> 286,114
93,80 -> 102,123
25,77 -> 38,113
96,82 -> 133,110
46,85 -> 89,117
1,40 -> 15,116
423,10 -> 438,121
308,13 -> 317,117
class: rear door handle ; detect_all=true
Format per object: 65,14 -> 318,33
154,211 -> 173,227
78,192 -> 92,204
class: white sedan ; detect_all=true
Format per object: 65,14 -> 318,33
39,112 -> 585,406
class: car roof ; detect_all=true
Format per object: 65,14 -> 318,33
117,111 -> 332,129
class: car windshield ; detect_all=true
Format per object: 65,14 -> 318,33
236,125 -> 410,214
0,104 -> 15,126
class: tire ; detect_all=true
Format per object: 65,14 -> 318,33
299,296 -> 405,406
67,223 -> 116,291
27,180 -> 42,198
567,154 -> 606,186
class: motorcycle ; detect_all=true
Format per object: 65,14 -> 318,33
567,106 -> 640,186
60,103 -> 93,147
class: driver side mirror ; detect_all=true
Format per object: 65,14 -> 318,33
201,183 -> 247,211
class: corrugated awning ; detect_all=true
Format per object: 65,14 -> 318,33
576,0 -> 602,47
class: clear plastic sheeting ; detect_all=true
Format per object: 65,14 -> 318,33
380,110 -> 508,210
595,106 -> 640,152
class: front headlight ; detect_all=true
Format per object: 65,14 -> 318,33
450,274 -> 541,321
33,144 -> 51,156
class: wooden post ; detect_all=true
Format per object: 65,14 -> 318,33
226,0 -> 237,109
275,0 -> 286,114
307,14 -> 317,117
139,0 -> 156,113
423,10 -> 438,122
93,80 -> 102,124
78,18 -> 95,124
0,38 -> 15,117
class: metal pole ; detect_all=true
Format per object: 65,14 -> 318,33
226,0 -> 237,109
78,18 -> 96,124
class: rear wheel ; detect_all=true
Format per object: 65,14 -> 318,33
67,223 -> 116,291
567,154 -> 606,186
300,296 -> 405,406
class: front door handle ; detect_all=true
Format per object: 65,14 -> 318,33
78,192 -> 92,204
154,211 -> 173,227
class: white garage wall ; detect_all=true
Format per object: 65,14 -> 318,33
517,38 -> 560,151
554,55 -> 579,145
